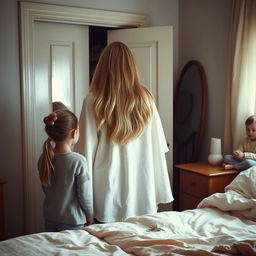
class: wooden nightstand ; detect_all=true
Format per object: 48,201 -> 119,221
176,162 -> 239,211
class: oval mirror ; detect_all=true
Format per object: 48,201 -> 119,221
173,60 -> 207,164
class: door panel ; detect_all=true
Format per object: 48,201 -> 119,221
108,26 -> 173,194
34,21 -> 89,231
51,43 -> 74,109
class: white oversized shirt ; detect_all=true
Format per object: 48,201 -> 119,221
75,93 -> 173,222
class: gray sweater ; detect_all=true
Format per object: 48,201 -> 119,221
39,152 -> 93,225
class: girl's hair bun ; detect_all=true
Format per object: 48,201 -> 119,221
44,112 -> 58,126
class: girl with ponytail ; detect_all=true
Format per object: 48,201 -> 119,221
38,109 -> 93,231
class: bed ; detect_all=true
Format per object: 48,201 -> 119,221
1,166 -> 255,256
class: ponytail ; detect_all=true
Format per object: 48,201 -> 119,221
39,137 -> 54,186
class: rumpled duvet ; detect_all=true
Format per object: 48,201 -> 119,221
197,165 -> 256,220
85,166 -> 256,255
0,167 -> 255,255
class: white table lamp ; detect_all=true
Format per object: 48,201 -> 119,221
208,137 -> 223,166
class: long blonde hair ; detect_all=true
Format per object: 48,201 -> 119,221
90,41 -> 153,144
40,110 -> 78,186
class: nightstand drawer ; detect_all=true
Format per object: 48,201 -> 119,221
180,170 -> 209,198
180,192 -> 202,211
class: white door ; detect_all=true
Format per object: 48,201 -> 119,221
108,26 -> 173,195
33,21 -> 89,232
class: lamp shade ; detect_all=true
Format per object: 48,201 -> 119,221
209,138 -> 222,155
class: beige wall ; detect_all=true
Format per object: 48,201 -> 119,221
0,0 -> 178,239
178,0 -> 232,160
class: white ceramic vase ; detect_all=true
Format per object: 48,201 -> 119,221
208,154 -> 223,166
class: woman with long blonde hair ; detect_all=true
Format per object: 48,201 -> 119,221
76,41 -> 173,222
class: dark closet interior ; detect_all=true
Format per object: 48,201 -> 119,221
89,26 -> 120,81
89,26 -> 107,81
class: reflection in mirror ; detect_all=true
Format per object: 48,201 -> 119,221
173,60 -> 207,211
174,60 -> 207,164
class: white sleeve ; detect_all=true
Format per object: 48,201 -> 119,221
75,94 -> 99,178
151,101 -> 169,153
150,101 -> 173,203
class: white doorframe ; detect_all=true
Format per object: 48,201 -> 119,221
19,1 -> 148,234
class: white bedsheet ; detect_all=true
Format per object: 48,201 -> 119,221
0,229 -> 132,256
85,208 -> 256,255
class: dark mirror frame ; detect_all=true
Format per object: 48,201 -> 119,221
174,60 -> 207,162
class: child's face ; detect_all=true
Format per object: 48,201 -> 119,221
246,123 -> 256,141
